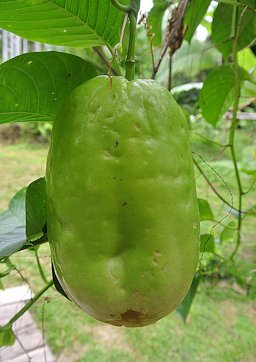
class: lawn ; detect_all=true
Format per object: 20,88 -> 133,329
0,140 -> 255,362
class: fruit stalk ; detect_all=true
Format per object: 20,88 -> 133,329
111,0 -> 140,81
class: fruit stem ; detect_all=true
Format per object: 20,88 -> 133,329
111,0 -> 140,81
125,9 -> 138,81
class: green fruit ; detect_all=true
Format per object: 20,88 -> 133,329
46,76 -> 199,327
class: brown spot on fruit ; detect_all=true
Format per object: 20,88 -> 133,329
121,310 -> 145,325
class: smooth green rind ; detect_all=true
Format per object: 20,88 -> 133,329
46,76 -> 200,327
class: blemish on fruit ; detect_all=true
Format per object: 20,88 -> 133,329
152,257 -> 159,265
134,122 -> 141,132
121,310 -> 145,324
154,250 -> 161,256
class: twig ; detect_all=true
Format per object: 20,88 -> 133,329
152,0 -> 189,79
193,132 -> 230,148
229,5 -> 248,260
4,280 -> 54,329
193,157 -> 256,215
168,54 -> 172,91
93,47 -> 119,76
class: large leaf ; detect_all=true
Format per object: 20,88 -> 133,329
0,0 -> 129,48
184,0 -> 211,42
177,273 -> 201,322
0,179 -> 48,259
148,0 -> 170,46
200,64 -> 249,125
0,51 -> 97,124
0,189 -> 26,259
212,0 -> 256,59
26,178 -> 47,241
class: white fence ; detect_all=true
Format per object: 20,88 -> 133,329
1,29 -> 50,62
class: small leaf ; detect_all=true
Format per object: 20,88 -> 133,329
0,189 -> 27,259
212,1 -> 256,59
198,198 -> 215,221
184,0 -> 211,42
177,273 -> 201,322
148,0 -> 170,46
200,65 -> 249,125
0,52 -> 97,125
220,221 -> 237,243
0,327 -> 16,347
52,264 -> 71,301
200,234 -> 215,253
26,178 -> 47,241
0,279 -> 4,290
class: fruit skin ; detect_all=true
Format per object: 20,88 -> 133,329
46,76 -> 199,327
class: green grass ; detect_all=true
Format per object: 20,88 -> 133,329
0,140 -> 255,362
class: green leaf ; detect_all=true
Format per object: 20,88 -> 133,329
0,327 -> 16,347
200,234 -> 215,253
0,0 -> 129,48
198,198 -> 215,221
184,0 -> 211,42
26,178 -> 47,241
220,221 -> 237,243
0,279 -> 4,290
238,48 -> 256,76
0,189 -> 27,260
212,1 -> 256,59
177,273 -> 201,322
200,65 -> 248,125
0,51 -> 97,125
148,0 -> 170,46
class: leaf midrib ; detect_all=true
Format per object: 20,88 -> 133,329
0,0 -> 117,48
